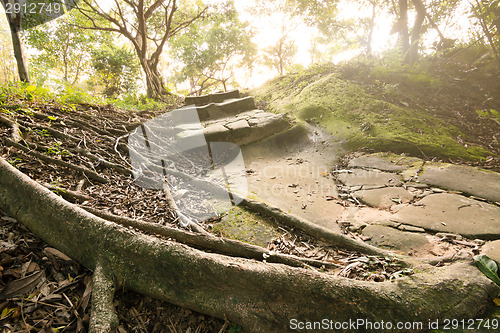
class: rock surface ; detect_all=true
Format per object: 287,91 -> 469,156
352,187 -> 414,208
362,225 -> 430,253
336,169 -> 402,188
482,240 -> 500,263
419,163 -> 500,202
391,193 -> 500,239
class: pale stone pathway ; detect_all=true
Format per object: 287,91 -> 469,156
340,152 -> 500,257
182,91 -> 500,259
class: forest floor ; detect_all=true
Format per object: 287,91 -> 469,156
0,100 -> 233,332
0,88 -> 416,332
1,50 -> 500,332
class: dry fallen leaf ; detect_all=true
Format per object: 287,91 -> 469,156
0,270 -> 44,300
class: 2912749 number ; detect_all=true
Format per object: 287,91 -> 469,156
442,318 -> 499,330
5,2 -> 63,15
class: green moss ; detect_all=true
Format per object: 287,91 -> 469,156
477,109 -> 500,122
212,206 -> 279,247
253,67 -> 494,161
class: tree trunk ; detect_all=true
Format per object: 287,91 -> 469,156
2,1 -> 30,83
398,0 -> 410,61
407,0 -> 427,66
0,157 -> 498,332
142,59 -> 169,100
367,1 -> 376,55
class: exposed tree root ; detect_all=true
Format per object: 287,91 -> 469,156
16,118 -> 81,142
161,181 -> 209,235
240,197 -> 390,257
72,147 -> 133,176
81,206 -> 339,269
44,183 -> 93,202
89,263 -> 118,333
1,157 -> 497,332
0,114 -> 22,142
4,139 -> 109,183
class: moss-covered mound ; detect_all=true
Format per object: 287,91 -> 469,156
253,62 -> 498,162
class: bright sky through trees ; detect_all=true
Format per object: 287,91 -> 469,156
0,0 -> 480,90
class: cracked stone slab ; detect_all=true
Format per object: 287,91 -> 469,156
352,187 -> 414,208
348,153 -> 422,172
248,114 -> 285,127
391,193 -> 500,239
336,169 -> 403,187
419,163 -> 500,202
482,240 -> 500,263
225,119 -> 250,131
362,225 -> 430,253
203,124 -> 229,136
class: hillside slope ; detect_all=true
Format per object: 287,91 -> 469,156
253,56 -> 500,166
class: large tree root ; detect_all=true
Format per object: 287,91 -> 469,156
81,206 -> 339,269
1,157 -> 498,332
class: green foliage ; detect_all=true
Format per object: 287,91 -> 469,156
170,0 -> 256,95
24,11 -> 112,85
262,32 -> 298,76
229,323 -> 242,333
474,254 -> 500,286
0,82 -> 52,105
477,109 -> 500,122
45,141 -> 70,156
90,45 -> 141,98
469,0 -> 500,64
57,84 -> 104,105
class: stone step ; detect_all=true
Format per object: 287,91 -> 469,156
195,96 -> 256,122
184,89 -> 240,106
175,112 -> 291,148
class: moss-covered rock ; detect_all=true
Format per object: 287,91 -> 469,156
212,206 -> 280,247
253,65 -> 495,161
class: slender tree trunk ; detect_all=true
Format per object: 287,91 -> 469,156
2,1 -> 30,83
398,0 -> 410,61
408,6 -> 425,66
406,0 -> 428,66
367,1 -> 377,55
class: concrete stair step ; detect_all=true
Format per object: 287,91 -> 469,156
184,89 -> 240,106
175,112 -> 291,148
196,96 -> 256,122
